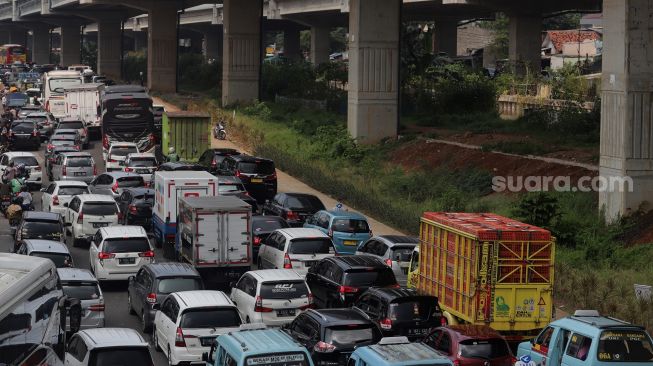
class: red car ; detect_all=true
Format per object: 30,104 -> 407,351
422,325 -> 514,366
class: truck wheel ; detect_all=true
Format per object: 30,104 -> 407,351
163,242 -> 174,260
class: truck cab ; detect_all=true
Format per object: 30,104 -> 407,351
349,337 -> 453,366
516,310 -> 653,366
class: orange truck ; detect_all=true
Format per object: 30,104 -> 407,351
415,212 -> 555,342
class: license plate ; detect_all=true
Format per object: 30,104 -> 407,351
408,328 -> 429,335
74,172 -> 86,176
136,169 -> 149,174
251,178 -> 263,183
92,222 -> 109,228
304,261 -> 317,267
343,240 -> 358,246
119,258 -> 135,264
277,309 -> 296,317
200,337 -> 215,347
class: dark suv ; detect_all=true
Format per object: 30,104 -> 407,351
354,287 -> 442,340
306,255 -> 399,308
218,155 -> 277,203
284,309 -> 382,366
198,148 -> 240,174
14,211 -> 64,251
262,193 -> 325,227
127,262 -> 204,333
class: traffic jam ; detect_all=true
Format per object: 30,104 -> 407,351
1,60 -> 653,366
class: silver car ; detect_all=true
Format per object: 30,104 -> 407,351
57,268 -> 105,330
51,152 -> 96,183
56,119 -> 89,148
355,235 -> 420,287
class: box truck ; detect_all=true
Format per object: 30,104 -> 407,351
161,111 -> 211,162
64,83 -> 104,139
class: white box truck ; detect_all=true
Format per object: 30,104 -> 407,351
64,83 -> 104,139
152,171 -> 218,259
177,196 -> 252,288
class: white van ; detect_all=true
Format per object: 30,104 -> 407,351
43,70 -> 84,119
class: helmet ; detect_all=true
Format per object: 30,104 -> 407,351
520,355 -> 532,364
168,147 -> 175,154
9,87 -> 16,93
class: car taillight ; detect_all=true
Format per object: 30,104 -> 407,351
146,293 -> 157,304
52,195 -> 59,206
77,212 -> 84,224
283,253 -> 292,269
266,172 -> 277,181
124,167 -> 133,172
102,135 -> 109,149
93,165 -> 97,175
313,341 -> 336,353
129,204 -> 138,214
74,145 -> 80,151
111,181 -> 119,193
139,250 -> 155,258
299,293 -> 315,310
384,258 -> 392,267
32,130 -> 39,137
253,236 -> 262,246
62,165 -> 67,176
108,157 -> 116,163
339,286 -> 358,294
453,360 -> 460,366
235,170 -> 242,178
286,211 -> 300,221
47,144 -> 54,151
254,296 -> 273,312
380,318 -> 393,330
175,327 -> 186,347
89,303 -> 105,312
98,252 -> 114,260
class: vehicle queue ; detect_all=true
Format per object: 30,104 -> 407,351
0,61 -> 652,366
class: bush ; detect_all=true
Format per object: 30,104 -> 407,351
123,51 -> 147,83
178,54 -> 220,92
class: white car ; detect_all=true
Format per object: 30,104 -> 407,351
123,153 -> 158,185
257,228 -> 336,277
63,194 -> 119,247
230,269 -> 313,326
105,142 -> 139,172
0,152 -> 43,189
64,328 -> 153,366
88,226 -> 153,282
153,291 -> 242,366
41,181 -> 89,215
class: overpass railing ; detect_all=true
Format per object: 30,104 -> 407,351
50,0 -> 78,8
18,0 -> 41,16
0,2 -> 13,21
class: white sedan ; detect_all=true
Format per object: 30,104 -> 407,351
40,181 -> 89,215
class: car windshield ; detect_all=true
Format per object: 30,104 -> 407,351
390,246 -> 416,262
260,281 -> 309,300
31,252 -> 71,268
244,353 -> 309,366
134,194 -> 154,203
332,219 -> 370,234
48,78 -> 82,94
62,282 -> 101,300
22,221 -> 62,240
11,122 -> 35,133
459,339 -> 511,359
103,238 -> 149,253
285,196 -> 324,211
325,325 -> 379,348
389,297 -> 439,321
598,330 -> 653,362
82,202 -> 118,216
253,218 -> 289,233
58,121 -> 83,129
117,177 -> 144,188
11,157 -> 39,166
288,238 -> 333,254
54,131 -> 77,138
52,139 -> 75,146
180,307 -> 242,329
89,347 -> 152,366
58,186 -> 89,196
157,277 -> 202,294
67,157 -> 92,167
218,184 -> 245,193
344,269 -> 397,287
127,158 -> 156,167
238,161 -> 275,175
111,146 -> 138,156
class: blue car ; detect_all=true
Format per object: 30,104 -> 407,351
303,210 -> 372,254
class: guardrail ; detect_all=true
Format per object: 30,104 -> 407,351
18,0 -> 41,16
50,0 -> 78,8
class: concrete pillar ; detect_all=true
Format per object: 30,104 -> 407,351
60,25 -> 80,67
97,21 -> 122,79
133,31 -> 147,51
599,0 -> 653,220
31,25 -> 50,65
284,28 -> 301,61
203,27 -> 223,61
310,26 -> 330,64
508,14 -> 542,75
433,18 -> 458,57
148,4 -> 178,93
222,0 -> 262,106
347,0 -> 400,144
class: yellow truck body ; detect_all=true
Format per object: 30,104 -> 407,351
416,212 -> 555,341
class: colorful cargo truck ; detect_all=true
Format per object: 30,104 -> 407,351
416,212 -> 555,342
161,111 -> 211,162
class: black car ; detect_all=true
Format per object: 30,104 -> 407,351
354,287 -> 442,340
116,188 -> 155,227
250,215 -> 290,260
306,256 -> 399,308
199,148 -> 240,174
127,262 -> 204,333
13,211 -> 64,252
218,155 -> 277,203
9,120 -> 40,150
284,309 -> 383,366
263,193 -> 325,227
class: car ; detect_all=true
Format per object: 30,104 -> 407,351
88,226 -> 153,282
354,288 -> 442,340
106,142 -> 139,171
15,239 -> 73,268
198,148 -> 240,175
24,111 -> 55,140
515,310 -> 653,366
356,235 -> 420,287
63,194 -> 120,246
251,215 -> 290,261
230,269 -> 313,326
8,120 -> 40,150
46,135 -> 81,154
14,211 -> 65,250
218,155 -> 277,203
41,181 -> 90,215
17,105 -> 42,119
123,153 -> 158,185
263,193 -> 325,227
50,127 -> 82,143
304,210 -> 373,255
153,291 -> 242,366
50,152 -> 96,183
128,262 -> 204,333
350,337 -> 453,366
423,325 -> 513,366
65,328 -> 154,366
55,118 -> 89,148
284,308 -> 383,366
0,152 -> 43,189
58,268 -> 105,330
257,228 -> 336,277
116,187 -> 154,226
88,171 -> 145,198
45,146 -> 79,178
306,256 -> 398,308
217,175 -> 258,212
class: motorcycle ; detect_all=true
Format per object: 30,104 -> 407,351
213,123 -> 227,140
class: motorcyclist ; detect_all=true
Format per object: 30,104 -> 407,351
2,161 -> 16,183
17,186 -> 32,211
167,147 -> 180,163
10,177 -> 22,194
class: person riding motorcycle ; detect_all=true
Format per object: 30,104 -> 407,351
17,186 -> 32,211
167,147 -> 180,162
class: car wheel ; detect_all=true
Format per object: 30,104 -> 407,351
152,327 -> 161,352
142,309 -> 152,333
246,316 -> 251,324
128,294 -> 136,315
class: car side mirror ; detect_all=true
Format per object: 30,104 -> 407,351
63,202 -> 69,207
152,303 -> 161,311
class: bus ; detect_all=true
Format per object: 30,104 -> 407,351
101,85 -> 156,153
0,253 -> 81,366
0,44 -> 27,65
43,70 -> 84,119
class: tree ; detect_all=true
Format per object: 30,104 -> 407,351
479,13 -> 508,60
543,13 -> 581,30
